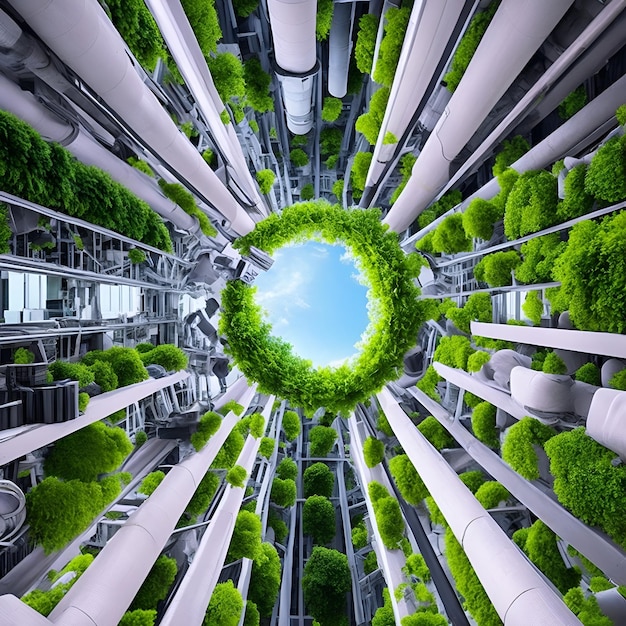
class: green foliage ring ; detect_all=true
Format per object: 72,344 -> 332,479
221,201 -> 425,414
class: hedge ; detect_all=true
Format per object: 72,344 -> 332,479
282,410 -> 301,441
81,347 -> 149,388
363,436 -> 385,467
501,417 -> 557,480
355,14 -> 379,74
471,402 -> 499,448
138,344 -> 188,371
130,554 -> 177,610
388,455 -> 428,505
545,427 -> 626,546
303,462 -> 334,498
417,416 -> 454,450
205,581 -> 243,626
270,478 -> 296,507
563,588 -> 612,626
303,496 -> 336,544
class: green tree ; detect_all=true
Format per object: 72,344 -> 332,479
303,496 -> 336,544
302,547 -> 352,625
204,580 -> 243,626
363,436 -> 385,467
248,543 -> 282,617
130,555 -> 177,610
303,462 -> 334,498
309,425 -> 337,456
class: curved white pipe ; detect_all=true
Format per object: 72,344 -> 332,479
327,3 -> 352,98
8,0 -> 255,236
275,69 -> 316,135
383,0 -> 576,233
0,73 -> 198,233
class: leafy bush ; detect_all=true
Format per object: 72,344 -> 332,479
575,362 -> 601,386
445,292 -> 492,334
211,428 -> 245,469
356,87 -> 390,145
501,417 -> 556,480
248,543 -> 281,617
300,183 -> 314,200
218,400 -> 244,416
128,248 -> 146,264
87,360 -> 119,392
320,128 -> 343,159
459,470 -> 485,494
471,402 -> 499,448
363,436 -> 385,467
401,613 -> 448,626
515,234 -> 565,284
584,135 -> 626,203
258,437 -> 275,458
589,577 -> 615,593
302,547 -> 351,625
557,163 -> 594,221
475,481 -> 509,510
233,0 -> 259,17
355,14 -> 379,74
270,478 -> 296,507
332,179 -> 344,200
433,335 -> 476,371
444,1 -> 499,92
14,347 -> 34,364
350,152 -> 373,199
474,251 -> 521,287
352,521 -> 368,549
208,53 -> 245,106
248,413 -> 265,439
130,554 -> 177,610
431,214 -> 472,254
184,471 -> 220,518
44,421 -> 132,482
82,347 -> 148,387
388,455 -> 428,505
276,457 -> 298,481
134,430 -> 147,447
522,291 -> 543,325
227,510 -> 262,562
492,135 -> 530,177
309,425 -> 337,457
462,198 -> 502,240
268,510 -> 288,542
542,351 -> 567,374
27,475 -> 126,553
513,520 -> 580,594
377,411 -> 394,437
139,344 -> 188,371
303,496 -> 336,544
467,350 -> 491,373
243,601 -> 260,626
316,0 -> 334,40
363,551 -> 378,574
138,471 -> 165,496
290,148 -> 309,167
78,392 -> 90,413
321,97 -> 343,122
417,190 -> 462,229
417,416 -> 454,450
504,170 -> 559,239
256,169 -> 275,194
390,153 -> 418,205
545,427 -> 626,545
563,588 -> 612,626
282,410 -> 301,441
191,411 -> 222,451
373,7 -> 411,87
558,85 -> 587,120
205,580 -> 243,626
0,203 -> 10,254
303,462 -> 334,498
49,360 -> 94,387
158,180 -> 217,237
226,464 -> 248,488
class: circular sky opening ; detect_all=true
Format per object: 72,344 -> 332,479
252,241 -> 370,367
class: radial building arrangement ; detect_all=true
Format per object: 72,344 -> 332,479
0,0 -> 625,624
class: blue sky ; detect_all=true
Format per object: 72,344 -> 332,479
252,241 -> 370,367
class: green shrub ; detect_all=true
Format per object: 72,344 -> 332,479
417,189 -> 463,229
243,601 -> 260,626
589,577 -> 615,593
248,543 -> 281,617
377,411 -> 394,437
563,588 -> 612,626
303,462 -> 334,498
256,169 -> 275,194
363,551 -> 378,574
522,291 -> 543,325
574,363 -> 601,386
513,520 -> 581,594
208,52 -> 246,106
14,347 -> 34,364
462,198 -> 502,240
557,163 -> 594,221
134,430 -> 147,447
130,554 -> 177,610
282,410 -> 301,440
617,104 -> 626,126
218,400 -> 244,416
27,475 -> 125,553
388,455 -> 428,505
191,411 -> 222,451
515,234 -> 565,284
474,251 -> 521,287
321,97 -> 343,122
88,360 -> 119,392
558,85 -> 587,121
316,0 -> 334,40
444,1 -> 499,92
431,213 -> 472,254
249,120 -> 259,133
350,151 -> 373,199
542,351 -> 567,375
502,417 -> 556,480
373,7 -> 411,87
226,464 -> 248,488
276,457 -> 298,481
227,510 -> 262,562
181,0 -> 222,56
205,580 -> 243,626
49,360 -> 94,387
184,471 -> 220,518
363,436 -> 385,467
467,350 -> 491,373
268,510 -> 288,542
82,347 -> 148,387
300,183 -> 315,200
401,613 -> 447,626
492,135 -> 530,177
464,391 -> 483,408
248,413 -> 265,439
584,135 -> 626,203
211,428 -> 245,469
475,481 -> 509,510
433,335 -> 475,371
352,521 -> 368,549
302,547 -> 351,624
471,402 -> 499,448
220,109 -> 231,124
332,179 -> 344,200
233,0 -> 259,18
78,392 -> 90,413
504,170 -> 559,239
445,292 -> 492,334
270,478 -> 296,507
44,421 -> 132,482
290,148 -> 309,167
138,471 -> 165,496
202,148 -> 215,166
390,154 -> 417,204
320,128 -> 343,158
356,87 -> 390,144
459,470 -> 485,494
139,344 -> 188,371
258,437 -> 275,458
368,483 -> 404,549
303,495 -> 336,544
417,416 -> 454,450
355,14 -> 379,74
309,425 -> 337,457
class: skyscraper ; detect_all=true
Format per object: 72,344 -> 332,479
0,0 -> 625,624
